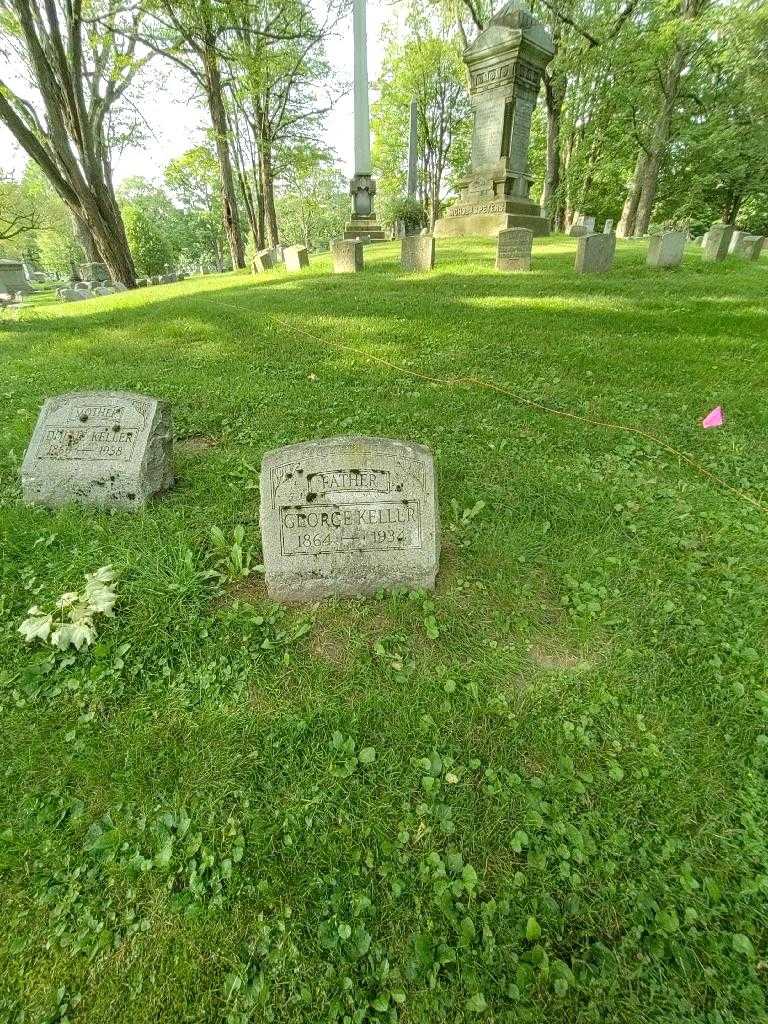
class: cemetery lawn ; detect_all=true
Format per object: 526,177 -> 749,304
3,235 -> 768,1024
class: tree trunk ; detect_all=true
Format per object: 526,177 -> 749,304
258,140 -> 279,248
202,44 -> 244,269
617,150 -> 646,238
72,213 -> 100,264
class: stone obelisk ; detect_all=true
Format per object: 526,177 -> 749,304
407,98 -> 418,198
344,0 -> 385,242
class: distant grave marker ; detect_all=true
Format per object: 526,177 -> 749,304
574,232 -> 616,273
331,239 -> 364,273
252,249 -> 274,273
496,227 -> 533,271
21,391 -> 173,510
401,234 -> 435,272
647,230 -> 686,268
284,245 -> 310,272
259,436 -> 440,601
702,223 -> 732,262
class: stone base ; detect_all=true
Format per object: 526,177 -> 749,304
344,217 -> 386,242
434,206 -> 549,239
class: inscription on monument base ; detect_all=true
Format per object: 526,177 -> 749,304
260,436 -> 439,601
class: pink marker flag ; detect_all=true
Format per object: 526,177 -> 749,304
701,406 -> 724,429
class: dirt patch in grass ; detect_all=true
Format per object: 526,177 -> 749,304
218,576 -> 269,606
530,640 -> 594,673
176,434 -> 221,452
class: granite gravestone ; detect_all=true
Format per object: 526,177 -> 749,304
401,234 -> 435,272
647,230 -> 686,268
253,249 -> 274,273
78,262 -> 109,285
0,259 -> 32,295
21,391 -> 173,510
745,235 -> 764,260
496,227 -> 533,271
702,223 -> 732,262
574,232 -> 616,273
729,232 -> 763,260
603,219 -> 614,234
259,436 -> 439,602
284,245 -> 310,272
331,239 -> 364,273
433,3 -> 554,239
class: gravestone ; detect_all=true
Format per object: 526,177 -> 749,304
78,262 -> 109,285
702,222 -> 733,262
603,219 -> 614,234
434,3 -> 554,238
647,230 -> 686,268
284,245 -> 310,272
93,286 -> 115,297
112,282 -> 128,292
730,232 -> 763,260
496,227 -> 533,271
60,289 -> 87,302
331,239 -> 364,273
0,259 -> 32,295
574,232 -> 616,273
21,391 -> 173,510
259,435 -> 439,602
252,249 -> 274,273
136,278 -> 149,287
401,234 -> 435,272
745,235 -> 764,260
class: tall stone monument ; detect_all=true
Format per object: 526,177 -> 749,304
434,2 -> 554,239
344,0 -> 385,243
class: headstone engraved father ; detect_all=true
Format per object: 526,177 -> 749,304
260,436 -> 440,601
21,390 -> 173,510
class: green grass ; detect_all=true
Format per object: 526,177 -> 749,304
1,236 -> 767,1023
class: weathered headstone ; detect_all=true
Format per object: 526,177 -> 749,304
136,278 -> 149,287
401,234 -> 435,272
78,262 -> 109,285
259,435 -> 439,601
745,235 -> 764,260
284,245 -> 310,272
93,286 -> 115,297
252,249 -> 274,273
21,391 -> 173,510
112,282 -> 128,292
729,231 -> 763,260
603,219 -> 614,234
0,259 -> 32,295
60,289 -> 87,302
496,227 -> 533,271
331,239 -> 364,273
433,3 -> 554,239
647,230 -> 686,268
574,232 -> 616,273
702,222 -> 733,262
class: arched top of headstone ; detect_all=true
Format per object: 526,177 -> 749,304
464,1 -> 554,64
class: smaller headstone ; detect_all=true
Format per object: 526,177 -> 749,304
569,213 -> 595,237
112,282 -> 128,292
730,232 -> 763,260
0,259 -> 32,295
495,227 -> 533,271
259,435 -> 439,601
177,271 -> 188,280
60,289 -> 87,302
603,219 -> 614,234
74,281 -> 92,291
284,245 -> 310,272
136,278 -> 149,287
78,262 -> 109,285
331,239 -> 364,273
160,272 -> 178,284
21,390 -> 173,510
702,222 -> 733,262
401,234 -> 435,272
646,230 -> 686,268
745,235 -> 764,260
574,232 -> 616,273
252,249 -> 274,273
93,286 -> 115,297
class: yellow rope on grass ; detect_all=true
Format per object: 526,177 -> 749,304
206,294 -> 768,518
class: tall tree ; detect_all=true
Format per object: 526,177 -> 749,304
0,0 -> 145,284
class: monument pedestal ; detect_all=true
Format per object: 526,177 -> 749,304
435,198 -> 549,238
343,216 -> 386,242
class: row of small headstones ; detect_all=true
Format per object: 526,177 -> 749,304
253,221 -> 765,278
58,271 -> 193,303
20,394 -> 439,603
